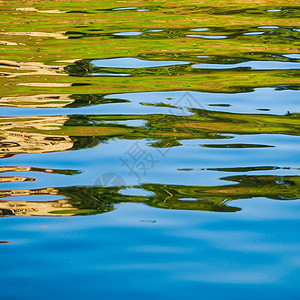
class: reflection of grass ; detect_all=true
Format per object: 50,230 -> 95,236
1,174 -> 299,217
0,0 -> 299,96
49,208 -> 104,215
0,67 -> 299,96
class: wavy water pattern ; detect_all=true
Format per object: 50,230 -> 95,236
0,0 -> 300,299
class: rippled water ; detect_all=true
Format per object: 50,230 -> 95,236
0,1 -> 300,299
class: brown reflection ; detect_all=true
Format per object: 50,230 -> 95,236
1,32 -> 67,40
0,41 -> 25,46
0,199 -> 83,217
0,115 -> 73,158
0,93 -> 128,109
0,187 -> 58,198
15,7 -> 66,13
17,83 -> 72,87
0,60 -> 67,78
0,94 -> 74,108
0,176 -> 35,183
0,166 -> 84,216
0,166 -> 80,175
0,185 -> 86,217
0,186 -> 112,217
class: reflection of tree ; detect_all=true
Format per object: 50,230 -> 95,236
67,94 -> 129,108
1,175 -> 299,217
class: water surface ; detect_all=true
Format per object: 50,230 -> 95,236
0,0 -> 299,299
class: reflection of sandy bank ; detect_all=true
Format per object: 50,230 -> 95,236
0,176 -> 36,183
0,115 -> 73,157
0,40 -> 25,46
0,59 -> 67,78
0,198 -> 76,217
0,166 -> 78,175
0,115 -> 68,130
0,187 -> 58,199
0,94 -> 74,108
17,83 -> 71,87
16,7 -> 38,11
0,132 -> 73,157
0,176 -> 35,183
0,186 -> 104,217
2,31 -> 67,39
16,7 -> 66,13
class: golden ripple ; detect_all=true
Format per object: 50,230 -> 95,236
17,83 -> 71,87
0,41 -> 25,46
1,31 -> 67,39
0,199 -> 76,217
0,115 -> 73,157
16,7 -> 66,13
0,94 -> 73,108
0,176 -> 35,183
0,166 -> 79,175
0,60 -> 67,78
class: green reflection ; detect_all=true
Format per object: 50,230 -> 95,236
0,1 -> 299,96
0,108 -> 298,157
1,175 -> 299,217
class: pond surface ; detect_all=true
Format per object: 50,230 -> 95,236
0,0 -> 300,299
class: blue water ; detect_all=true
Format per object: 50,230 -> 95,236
1,202 -> 300,299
